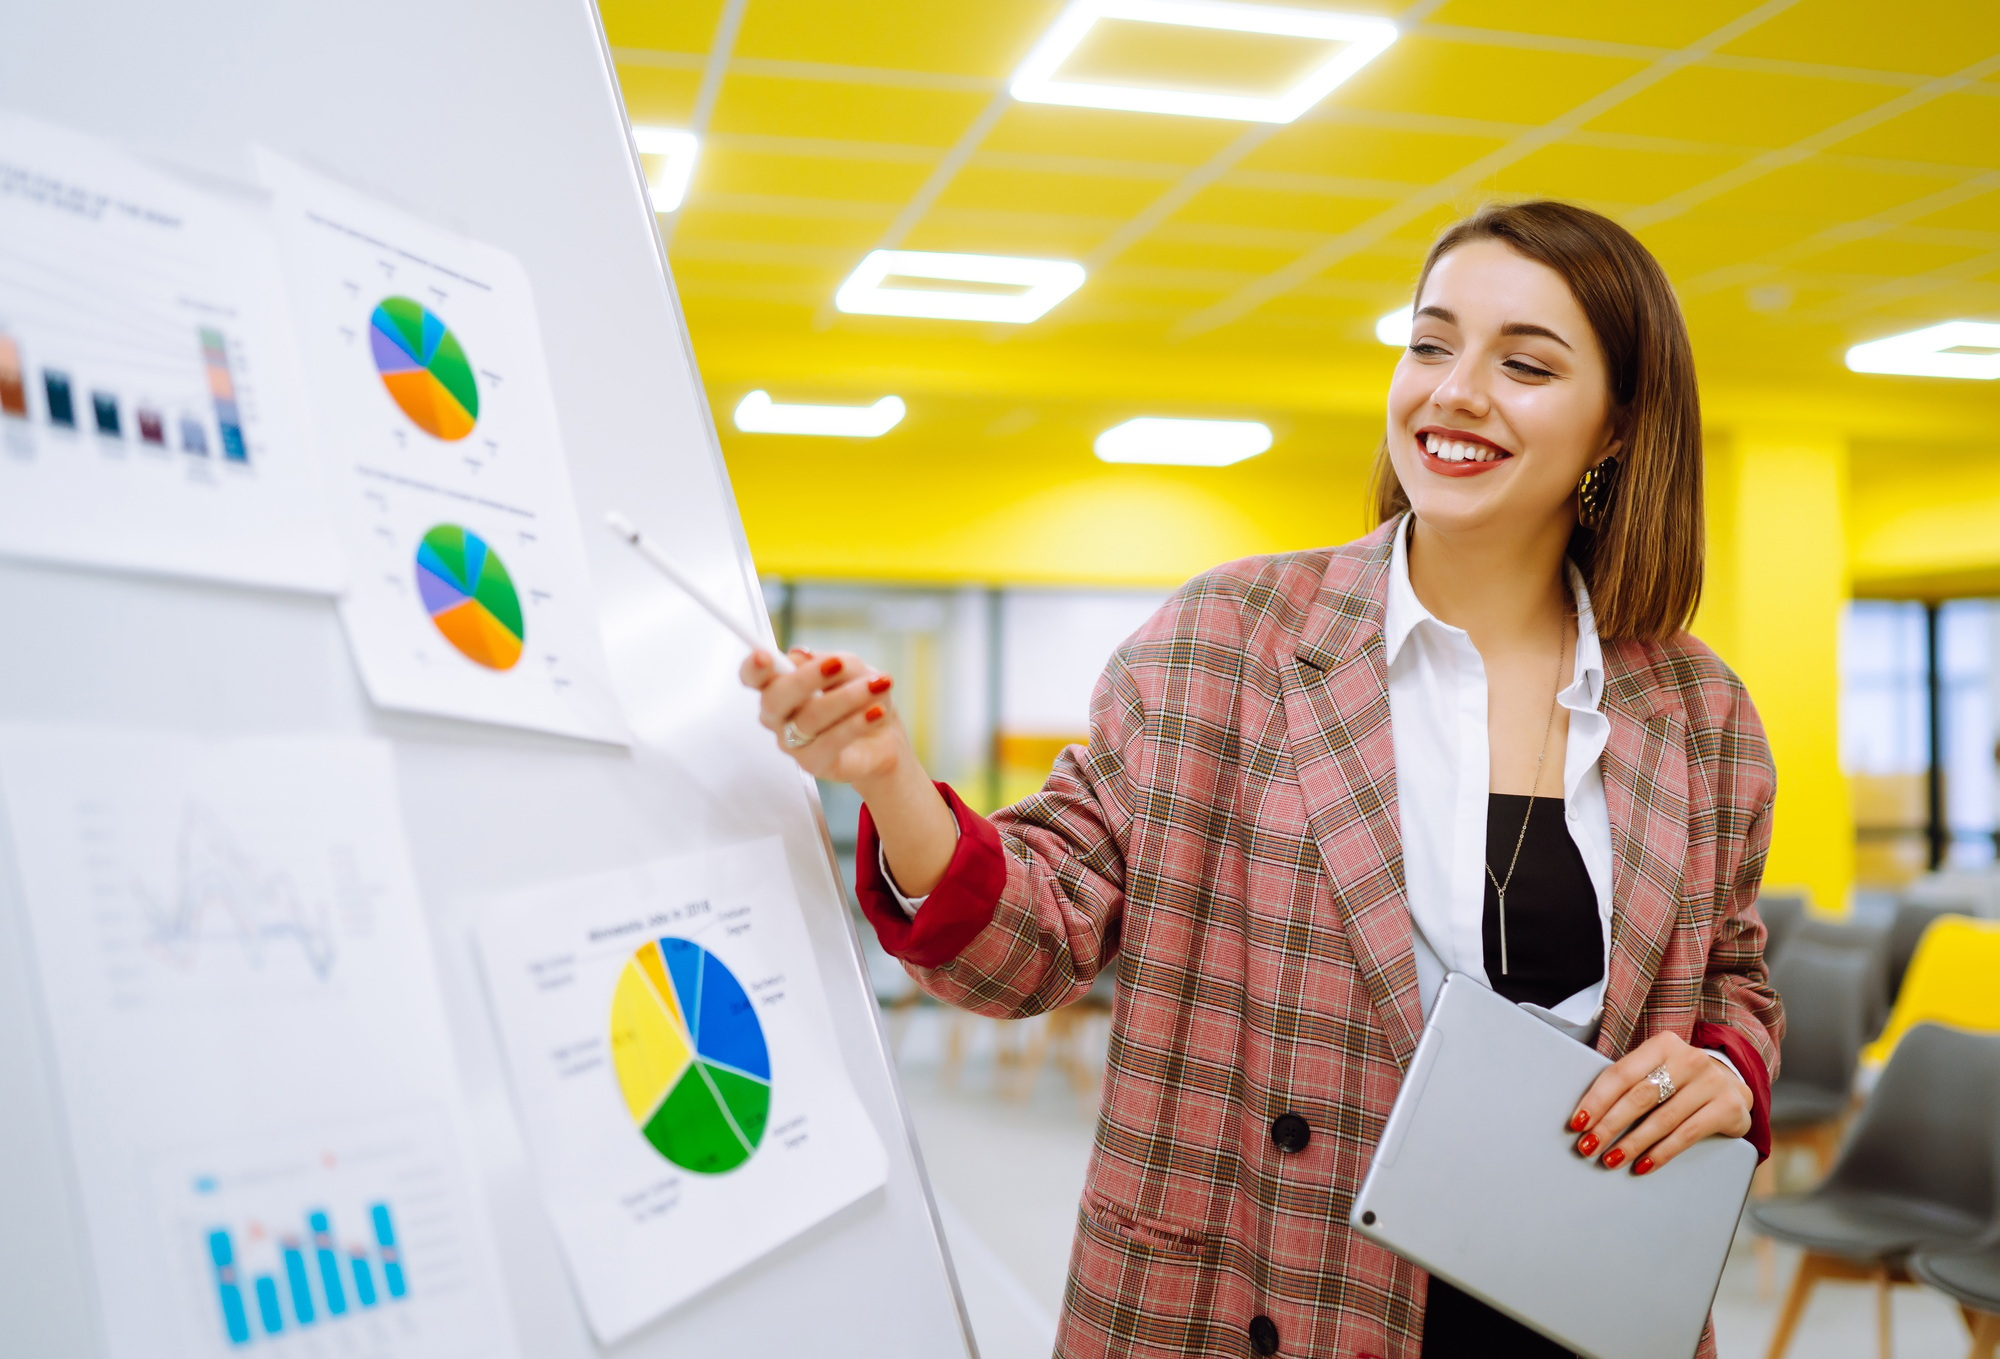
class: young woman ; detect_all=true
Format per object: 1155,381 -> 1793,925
742,200 -> 1780,1359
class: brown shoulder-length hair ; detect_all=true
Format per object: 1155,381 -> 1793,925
1369,200 -> 1702,642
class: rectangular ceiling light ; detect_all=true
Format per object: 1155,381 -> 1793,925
1095,416 -> 1272,466
734,391 -> 906,437
632,127 -> 698,212
834,249 -> 1086,323
1375,305 -> 1413,346
1846,321 -> 2000,380
1012,1 -> 1396,123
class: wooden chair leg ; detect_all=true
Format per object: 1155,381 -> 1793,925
940,1011 -> 966,1090
1765,1253 -> 1825,1359
1875,1265 -> 1894,1359
1008,1015 -> 1051,1101
1968,1309 -> 2000,1359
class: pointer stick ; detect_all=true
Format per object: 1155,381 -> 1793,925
604,511 -> 795,673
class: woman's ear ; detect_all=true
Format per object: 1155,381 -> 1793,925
1598,421 -> 1625,464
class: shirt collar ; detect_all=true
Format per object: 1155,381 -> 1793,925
1383,513 -> 1606,714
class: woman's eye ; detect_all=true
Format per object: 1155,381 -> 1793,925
1504,358 -> 1556,379
1408,341 -> 1448,357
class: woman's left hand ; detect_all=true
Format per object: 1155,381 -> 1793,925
1567,1031 -> 1753,1176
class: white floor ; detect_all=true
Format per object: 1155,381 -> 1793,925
890,1006 -> 1978,1359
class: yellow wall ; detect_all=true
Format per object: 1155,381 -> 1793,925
723,398 -> 1382,585
1698,428 -> 1855,914
1850,439 -> 2000,600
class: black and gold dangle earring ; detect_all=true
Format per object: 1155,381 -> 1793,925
1576,456 -> 1621,531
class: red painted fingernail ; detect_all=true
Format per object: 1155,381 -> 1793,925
1634,1156 -> 1655,1176
1577,1134 -> 1599,1156
1569,1110 -> 1590,1132
1602,1148 -> 1626,1169
864,705 -> 885,722
867,676 -> 892,695
820,656 -> 843,676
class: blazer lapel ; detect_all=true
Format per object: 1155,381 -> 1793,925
1595,643 -> 1691,1058
1283,534 -> 1425,1068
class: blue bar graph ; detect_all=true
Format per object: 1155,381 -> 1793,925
253,1277 -> 283,1335
308,1211 -> 348,1315
281,1238 -> 314,1325
371,1204 -> 407,1298
205,1204 -> 408,1344
206,1231 -> 251,1345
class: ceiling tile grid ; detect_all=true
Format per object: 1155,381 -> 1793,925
600,0 -> 2000,435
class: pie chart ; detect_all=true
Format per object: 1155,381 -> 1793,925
609,937 -> 772,1175
415,524 -> 525,671
369,296 -> 479,441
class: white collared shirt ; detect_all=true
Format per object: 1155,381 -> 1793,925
1384,513 -> 1614,1027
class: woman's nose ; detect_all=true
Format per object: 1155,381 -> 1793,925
1428,357 -> 1491,420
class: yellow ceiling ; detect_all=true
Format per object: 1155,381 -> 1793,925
601,0 -> 2000,582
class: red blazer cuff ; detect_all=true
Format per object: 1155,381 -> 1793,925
855,782 -> 1006,969
1693,1021 -> 1772,1162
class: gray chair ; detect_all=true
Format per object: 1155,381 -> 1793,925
1886,899 -> 1963,1011
1748,1024 -> 2000,1359
1759,891 -> 1808,963
1766,937 -> 1873,1168
1910,1238 -> 2000,1358
1791,915 -> 1893,1039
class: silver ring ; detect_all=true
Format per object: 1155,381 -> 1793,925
782,721 -> 815,751
1646,1064 -> 1676,1105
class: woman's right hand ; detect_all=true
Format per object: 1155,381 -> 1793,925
740,646 -> 960,898
739,648 -> 906,787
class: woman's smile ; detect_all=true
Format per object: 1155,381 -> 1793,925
1417,426 -> 1514,477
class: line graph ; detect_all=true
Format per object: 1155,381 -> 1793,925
136,803 -> 348,982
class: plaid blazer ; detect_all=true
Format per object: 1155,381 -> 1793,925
857,522 -> 1782,1359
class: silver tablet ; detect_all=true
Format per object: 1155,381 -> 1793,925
1349,973 -> 1756,1359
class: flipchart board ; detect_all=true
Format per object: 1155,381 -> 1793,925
0,1 -> 977,1356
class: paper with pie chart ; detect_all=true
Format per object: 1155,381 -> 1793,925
256,149 -> 625,744
475,839 -> 888,1343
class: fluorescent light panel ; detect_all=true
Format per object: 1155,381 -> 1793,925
1095,417 -> 1272,467
1375,305 -> 1413,347
835,249 -> 1086,323
632,127 -> 698,212
1012,1 -> 1397,123
1846,321 -> 2000,380
734,391 -> 906,437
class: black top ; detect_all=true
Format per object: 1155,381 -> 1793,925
1421,794 -> 1604,1359
1480,794 -> 1604,1009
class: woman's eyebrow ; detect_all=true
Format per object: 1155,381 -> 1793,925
1501,321 -> 1572,349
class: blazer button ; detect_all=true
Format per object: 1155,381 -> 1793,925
1248,1314 -> 1280,1355
1270,1112 -> 1311,1154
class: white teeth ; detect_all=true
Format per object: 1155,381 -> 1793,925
1426,435 -> 1503,463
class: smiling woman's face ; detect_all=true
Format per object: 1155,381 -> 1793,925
1386,238 -> 1621,539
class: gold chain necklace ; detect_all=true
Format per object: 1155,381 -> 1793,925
1486,615 -> 1570,977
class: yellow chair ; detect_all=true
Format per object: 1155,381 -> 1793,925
1861,916 -> 2000,1069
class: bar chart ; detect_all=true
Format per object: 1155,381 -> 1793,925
0,111 -> 343,592
204,1202 -> 408,1345
146,1107 -> 507,1359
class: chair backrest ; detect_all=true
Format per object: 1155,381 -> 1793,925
1792,915 -> 1893,1038
1887,901 -> 1965,1010
1769,938 -> 1873,1097
1758,892 -> 1808,963
1863,916 -> 2000,1068
1901,869 -> 2000,920
1827,1024 -> 2000,1226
